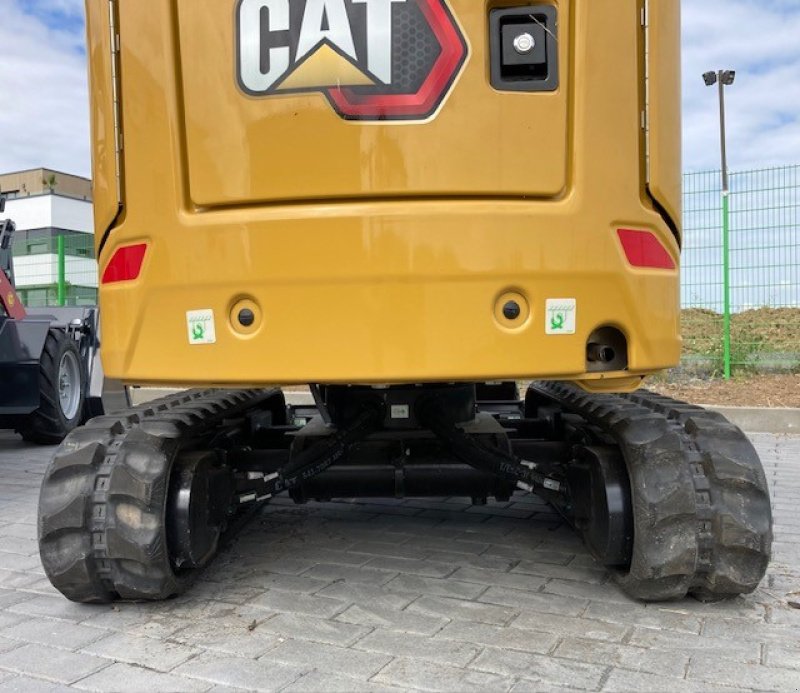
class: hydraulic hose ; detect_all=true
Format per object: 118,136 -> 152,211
416,395 -> 563,496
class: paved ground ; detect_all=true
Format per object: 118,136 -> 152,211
0,432 -> 798,692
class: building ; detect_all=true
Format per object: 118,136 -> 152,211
0,168 -> 97,307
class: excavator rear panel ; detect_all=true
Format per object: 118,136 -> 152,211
88,0 -> 681,388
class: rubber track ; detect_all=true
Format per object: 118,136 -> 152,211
532,382 -> 772,601
38,388 -> 278,603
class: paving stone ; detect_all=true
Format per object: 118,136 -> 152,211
258,613 -> 370,647
408,595 -> 517,625
0,572 -> 47,591
373,657 -> 514,692
583,600 -> 703,634
510,680 -> 583,693
315,581 -> 417,611
385,574 -> 485,600
511,560 -> 608,584
78,608 -> 187,637
0,554 -> 41,574
654,596 -> 766,621
0,526 -> 36,543
228,572 -> 330,595
553,637 -> 689,678
169,620 -> 281,657
424,551 -> 517,572
0,614 -> 25,632
302,563 -> 397,586
702,617 -> 800,646
688,653 -> 800,690
435,620 -> 558,655
627,627 -> 761,663
287,548 -> 372,567
363,556 -> 456,578
264,638 -> 391,680
81,631 -> 200,672
0,643 -> 109,685
541,578 -> 636,604
6,595 -> 98,624
478,586 -> 588,616
512,610 -> 629,642
336,602 -> 448,635
0,591 -> 32,610
470,647 -> 607,689
72,662 -> 209,692
449,566 -> 549,592
173,652 -> 305,691
0,537 -> 37,556
0,676 -> 74,692
354,628 -> 481,667
602,667 -> 748,692
251,590 -> 348,618
347,541 -> 432,560
0,619 -> 106,651
765,643 -> 800,670
282,670 -> 402,693
227,557 -> 316,577
407,537 -> 490,555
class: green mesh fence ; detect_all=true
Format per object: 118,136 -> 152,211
682,165 -> 800,375
11,232 -> 98,308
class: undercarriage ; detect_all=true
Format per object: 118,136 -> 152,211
38,382 -> 772,603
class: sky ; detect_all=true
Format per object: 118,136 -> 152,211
0,1 -> 799,177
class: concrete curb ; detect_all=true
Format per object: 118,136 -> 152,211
704,405 -> 800,435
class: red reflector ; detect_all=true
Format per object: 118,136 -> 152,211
102,244 -> 147,284
617,229 -> 675,270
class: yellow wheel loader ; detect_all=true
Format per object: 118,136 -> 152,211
38,0 -> 771,603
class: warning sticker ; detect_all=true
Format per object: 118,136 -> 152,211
187,309 -> 216,345
545,299 -> 576,335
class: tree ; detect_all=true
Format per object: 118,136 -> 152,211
42,173 -> 58,191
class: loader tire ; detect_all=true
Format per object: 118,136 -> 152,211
19,329 -> 85,445
533,383 -> 772,601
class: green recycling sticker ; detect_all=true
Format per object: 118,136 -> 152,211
187,309 -> 216,345
546,299 -> 576,335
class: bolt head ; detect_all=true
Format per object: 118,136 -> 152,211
513,32 -> 536,54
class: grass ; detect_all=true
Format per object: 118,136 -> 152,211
680,307 -> 800,375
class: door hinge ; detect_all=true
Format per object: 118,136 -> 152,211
108,0 -> 123,200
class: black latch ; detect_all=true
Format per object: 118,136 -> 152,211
489,5 -> 558,92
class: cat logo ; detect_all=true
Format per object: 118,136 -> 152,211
236,0 -> 468,121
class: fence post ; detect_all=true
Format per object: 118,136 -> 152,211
722,191 -> 732,379
57,234 -> 66,307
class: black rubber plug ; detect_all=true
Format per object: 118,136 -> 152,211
503,301 -> 521,320
238,308 -> 255,327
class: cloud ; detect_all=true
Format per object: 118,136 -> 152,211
1,1 -> 799,179
0,1 -> 89,177
682,0 -> 800,171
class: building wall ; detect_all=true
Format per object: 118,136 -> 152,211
2,173 -> 97,305
3,194 -> 93,234
0,168 -> 92,201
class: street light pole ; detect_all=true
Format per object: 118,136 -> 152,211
704,69 -> 736,379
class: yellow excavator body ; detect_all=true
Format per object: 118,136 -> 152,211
86,0 -> 681,389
